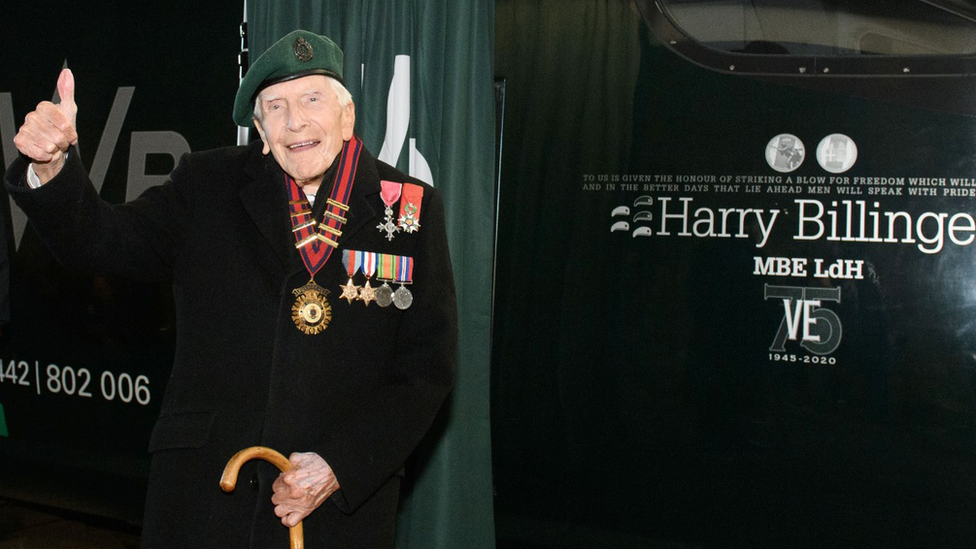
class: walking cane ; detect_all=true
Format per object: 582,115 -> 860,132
220,446 -> 304,549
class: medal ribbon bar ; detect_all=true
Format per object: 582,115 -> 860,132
395,255 -> 414,284
377,253 -> 395,281
359,251 -> 378,278
342,249 -> 363,278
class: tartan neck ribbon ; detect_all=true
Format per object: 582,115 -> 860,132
286,136 -> 363,278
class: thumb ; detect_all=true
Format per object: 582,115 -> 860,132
57,69 -> 78,132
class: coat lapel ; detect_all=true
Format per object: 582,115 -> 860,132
335,144 -> 381,250
239,144 -> 293,269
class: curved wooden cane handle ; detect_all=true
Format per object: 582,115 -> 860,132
220,446 -> 304,549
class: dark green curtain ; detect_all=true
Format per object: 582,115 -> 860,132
247,2 -> 496,547
492,0 -> 644,544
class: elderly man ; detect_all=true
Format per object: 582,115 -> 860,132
5,30 -> 456,548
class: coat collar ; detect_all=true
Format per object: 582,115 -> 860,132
239,138 -> 381,273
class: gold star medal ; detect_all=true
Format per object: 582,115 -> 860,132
340,250 -> 363,304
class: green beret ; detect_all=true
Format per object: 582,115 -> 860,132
233,29 -> 344,127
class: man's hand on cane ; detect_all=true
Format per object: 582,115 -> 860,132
271,452 -> 340,527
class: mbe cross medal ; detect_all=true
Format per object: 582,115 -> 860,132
377,180 -> 403,241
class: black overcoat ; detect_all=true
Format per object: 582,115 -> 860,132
5,140 -> 457,549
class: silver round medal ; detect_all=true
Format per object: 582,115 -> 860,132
393,285 -> 413,310
375,283 -> 394,308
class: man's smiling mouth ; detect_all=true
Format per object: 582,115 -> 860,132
288,140 -> 319,150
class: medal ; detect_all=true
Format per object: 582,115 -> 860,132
397,184 -> 425,234
374,253 -> 395,308
358,251 -> 378,306
339,250 -> 362,304
393,255 -> 414,310
377,180 -> 403,241
375,283 -> 394,308
286,136 -> 363,333
393,286 -> 413,310
291,281 -> 332,335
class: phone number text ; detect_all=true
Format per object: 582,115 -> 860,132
0,360 -> 151,405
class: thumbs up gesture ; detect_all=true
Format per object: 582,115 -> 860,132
13,69 -> 80,185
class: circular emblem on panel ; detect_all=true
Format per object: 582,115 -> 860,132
816,134 -> 858,173
765,134 -> 805,173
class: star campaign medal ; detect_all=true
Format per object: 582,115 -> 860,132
393,255 -> 415,310
374,253 -> 395,308
377,180 -> 403,241
358,251 -> 378,306
397,183 -> 425,234
287,136 -> 362,334
340,250 -> 363,304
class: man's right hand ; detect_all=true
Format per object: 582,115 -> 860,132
12,69 -> 79,185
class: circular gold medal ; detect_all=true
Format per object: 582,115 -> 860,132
291,282 -> 332,335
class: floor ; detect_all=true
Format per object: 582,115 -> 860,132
0,500 -> 140,549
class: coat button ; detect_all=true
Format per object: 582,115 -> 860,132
248,473 -> 259,490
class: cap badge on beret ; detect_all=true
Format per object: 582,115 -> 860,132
294,37 -> 314,62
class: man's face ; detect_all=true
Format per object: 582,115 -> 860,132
254,75 -> 355,187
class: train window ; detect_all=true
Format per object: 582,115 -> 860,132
661,0 -> 976,56
637,0 -> 976,75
